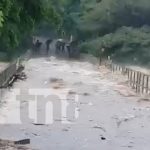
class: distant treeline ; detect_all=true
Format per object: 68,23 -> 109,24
1,0 -> 150,65
58,0 -> 150,66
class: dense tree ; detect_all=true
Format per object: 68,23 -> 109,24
0,0 -> 60,59
1,0 -> 150,65
70,0 -> 150,65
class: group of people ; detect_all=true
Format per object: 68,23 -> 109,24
32,37 -> 52,55
55,38 -> 79,58
32,36 -> 79,58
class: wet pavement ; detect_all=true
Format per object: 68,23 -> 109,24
0,56 -> 150,150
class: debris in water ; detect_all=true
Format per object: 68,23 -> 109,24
54,119 -> 62,122
62,128 -> 69,132
32,133 -> 40,137
93,125 -> 106,132
73,82 -> 83,86
76,108 -> 80,112
50,78 -> 65,89
16,72 -> 27,81
89,119 -> 93,122
50,78 -> 63,83
114,115 -> 136,128
0,139 -> 31,150
52,63 -> 58,66
138,95 -> 150,102
52,85 -> 61,89
33,123 -> 45,126
52,83 -> 65,89
100,136 -> 106,140
117,81 -> 129,86
68,91 -> 76,95
4,71 -> 27,88
83,92 -> 90,96
122,145 -> 134,148
14,139 -> 30,145
80,102 -> 88,105
114,85 -> 136,97
72,71 -> 79,74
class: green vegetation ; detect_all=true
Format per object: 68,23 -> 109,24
0,0 -> 150,65
60,0 -> 150,65
0,0 -> 60,60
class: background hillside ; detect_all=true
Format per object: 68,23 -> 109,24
0,0 -> 150,66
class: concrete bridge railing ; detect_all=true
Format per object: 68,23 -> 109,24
104,60 -> 150,95
0,50 -> 31,88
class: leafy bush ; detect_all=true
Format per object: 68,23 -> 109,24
80,26 -> 150,65
0,0 -> 60,60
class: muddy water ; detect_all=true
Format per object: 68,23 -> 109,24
0,56 -> 150,150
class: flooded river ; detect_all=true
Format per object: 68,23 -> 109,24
0,55 -> 150,150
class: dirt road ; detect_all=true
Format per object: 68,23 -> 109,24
0,56 -> 150,150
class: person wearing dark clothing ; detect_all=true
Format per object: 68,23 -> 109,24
35,40 -> 42,48
34,40 -> 42,54
46,39 -> 52,54
66,43 -> 71,57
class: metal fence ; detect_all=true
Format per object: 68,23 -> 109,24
107,63 -> 150,95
